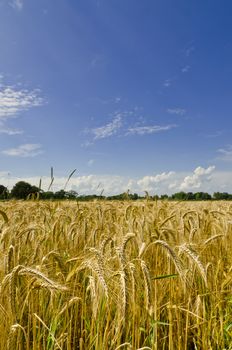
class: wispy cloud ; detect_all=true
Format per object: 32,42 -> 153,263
163,79 -> 172,88
185,45 -> 195,57
0,86 -> 43,120
181,65 -> 190,73
217,145 -> 232,161
163,77 -> 178,88
0,83 -> 44,138
0,122 -> 23,135
203,130 -> 223,138
126,124 -> 176,136
85,110 -> 176,144
167,108 -> 186,116
9,0 -> 23,10
91,114 -> 122,140
2,144 -> 43,157
86,110 -> 137,142
90,96 -> 121,105
114,97 -> 121,104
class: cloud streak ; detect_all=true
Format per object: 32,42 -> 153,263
91,114 -> 122,140
85,109 -> 177,144
167,108 -> 186,116
126,124 -> 176,136
217,145 -> 232,161
0,122 -> 23,135
2,144 -> 43,157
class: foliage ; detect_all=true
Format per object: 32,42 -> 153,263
0,185 -> 8,199
213,191 -> 232,200
10,181 -> 40,199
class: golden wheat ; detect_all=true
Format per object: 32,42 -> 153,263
0,200 -> 231,349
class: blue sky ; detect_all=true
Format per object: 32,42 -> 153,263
0,0 -> 232,194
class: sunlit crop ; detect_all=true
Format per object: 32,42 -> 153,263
0,200 -> 231,349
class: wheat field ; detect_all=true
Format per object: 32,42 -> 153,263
0,199 -> 231,350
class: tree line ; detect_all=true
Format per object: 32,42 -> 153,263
0,181 -> 232,201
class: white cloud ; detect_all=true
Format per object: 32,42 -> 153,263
1,167 -> 232,195
0,174 -> 125,194
179,166 -> 215,191
9,0 -> 23,10
168,182 -> 178,190
2,144 -> 43,157
217,145 -> 232,161
89,114 -> 122,140
85,110 -> 176,143
48,175 -> 127,195
0,86 -> 43,120
167,108 -> 186,116
137,172 -> 175,191
0,84 -> 44,137
194,166 -> 215,176
0,172 -> 177,195
126,124 -> 176,136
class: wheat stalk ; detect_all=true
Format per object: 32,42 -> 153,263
140,259 -> 152,314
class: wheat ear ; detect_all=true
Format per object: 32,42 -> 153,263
179,244 -> 207,287
89,248 -> 108,298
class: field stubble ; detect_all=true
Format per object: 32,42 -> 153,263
0,199 -> 231,349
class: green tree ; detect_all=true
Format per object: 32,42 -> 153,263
40,191 -> 54,200
66,190 -> 79,199
160,194 -> 168,200
172,192 -> 187,200
194,192 -> 211,200
53,190 -> 67,200
10,181 -> 39,199
213,192 -> 229,200
0,185 -> 8,199
186,192 -> 194,200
